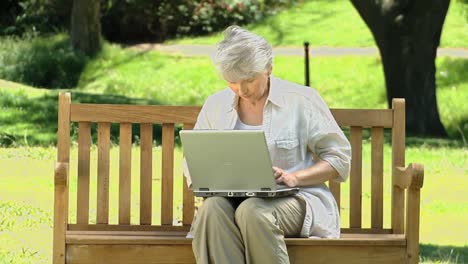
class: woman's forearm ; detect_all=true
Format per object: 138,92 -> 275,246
294,160 -> 340,186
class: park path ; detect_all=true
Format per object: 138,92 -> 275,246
130,44 -> 468,58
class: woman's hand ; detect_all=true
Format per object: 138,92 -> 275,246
273,166 -> 299,187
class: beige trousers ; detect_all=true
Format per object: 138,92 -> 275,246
191,196 -> 306,264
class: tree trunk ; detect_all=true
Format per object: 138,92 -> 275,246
71,0 -> 101,56
350,0 -> 449,137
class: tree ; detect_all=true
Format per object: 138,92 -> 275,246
350,0 -> 450,137
71,0 -> 101,56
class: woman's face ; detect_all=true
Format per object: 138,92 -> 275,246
227,70 -> 270,103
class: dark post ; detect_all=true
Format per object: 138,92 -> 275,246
304,41 -> 310,87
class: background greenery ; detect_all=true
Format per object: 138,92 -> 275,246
0,0 -> 297,41
1,35 -> 467,146
169,0 -> 468,47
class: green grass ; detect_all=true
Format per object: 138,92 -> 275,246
1,41 -> 467,146
167,0 -> 468,48
0,144 -> 466,263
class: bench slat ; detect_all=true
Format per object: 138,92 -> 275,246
66,244 -> 407,264
350,126 -> 362,228
331,109 -> 393,128
97,122 -> 111,224
77,122 -> 91,224
371,127 -> 384,229
182,123 -> 195,226
392,99 -> 405,234
70,104 -> 393,128
162,123 -> 175,225
71,104 -> 201,123
66,233 -> 406,246
68,224 -> 190,232
65,228 -> 392,237
140,124 -> 153,225
119,123 -> 132,225
54,93 -> 71,264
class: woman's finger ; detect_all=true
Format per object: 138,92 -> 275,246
275,176 -> 283,184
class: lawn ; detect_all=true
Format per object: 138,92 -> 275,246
0,144 -> 466,263
1,46 -> 467,146
167,0 -> 468,48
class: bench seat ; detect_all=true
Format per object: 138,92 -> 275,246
66,231 -> 406,246
66,231 -> 408,263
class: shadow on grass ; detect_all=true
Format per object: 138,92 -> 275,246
0,92 -> 189,147
420,244 -> 467,264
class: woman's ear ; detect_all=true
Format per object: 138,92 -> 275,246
267,65 -> 273,76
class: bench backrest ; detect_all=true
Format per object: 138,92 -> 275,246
57,93 -> 406,235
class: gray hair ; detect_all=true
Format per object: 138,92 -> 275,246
212,25 -> 273,82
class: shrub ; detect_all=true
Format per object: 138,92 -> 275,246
0,33 -> 88,88
0,0 -> 71,36
1,0 -> 297,42
102,0 -> 296,42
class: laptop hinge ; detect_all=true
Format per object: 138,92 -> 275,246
261,188 -> 271,191
199,188 -> 210,191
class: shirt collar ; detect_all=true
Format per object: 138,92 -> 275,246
225,75 -> 285,113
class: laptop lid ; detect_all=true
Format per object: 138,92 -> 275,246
180,130 -> 278,192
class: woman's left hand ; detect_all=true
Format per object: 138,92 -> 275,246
273,166 -> 299,187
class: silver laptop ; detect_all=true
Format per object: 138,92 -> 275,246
180,130 -> 300,198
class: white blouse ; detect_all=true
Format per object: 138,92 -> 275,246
183,75 -> 351,238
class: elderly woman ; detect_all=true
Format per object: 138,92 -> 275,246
184,25 -> 351,264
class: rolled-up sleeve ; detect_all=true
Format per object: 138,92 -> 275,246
306,97 -> 351,182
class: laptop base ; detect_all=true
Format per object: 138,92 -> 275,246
194,188 -> 300,198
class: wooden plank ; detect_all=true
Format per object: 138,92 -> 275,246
119,123 -> 132,225
67,230 -> 190,237
97,122 -> 111,224
68,224 -> 190,232
70,104 -> 392,127
330,109 -> 393,128
57,93 -> 71,163
287,245 -> 407,264
341,228 -> 393,234
182,123 -> 195,226
391,99 -> 405,234
329,181 -> 341,214
67,224 -> 394,234
407,163 -> 424,264
140,123 -> 153,225
371,127 -> 384,229
67,245 -> 195,264
66,233 -> 406,246
407,188 -> 421,264
71,104 -> 201,123
67,245 -> 407,264
77,122 -> 91,224
350,126 -> 363,228
53,92 -> 71,264
161,123 -> 175,226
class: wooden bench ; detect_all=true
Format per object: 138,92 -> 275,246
53,92 -> 424,263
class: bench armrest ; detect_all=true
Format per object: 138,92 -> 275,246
394,163 -> 424,263
394,163 -> 424,190
55,162 -> 69,187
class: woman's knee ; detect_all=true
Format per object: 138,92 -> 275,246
235,198 -> 275,227
196,197 -> 234,222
